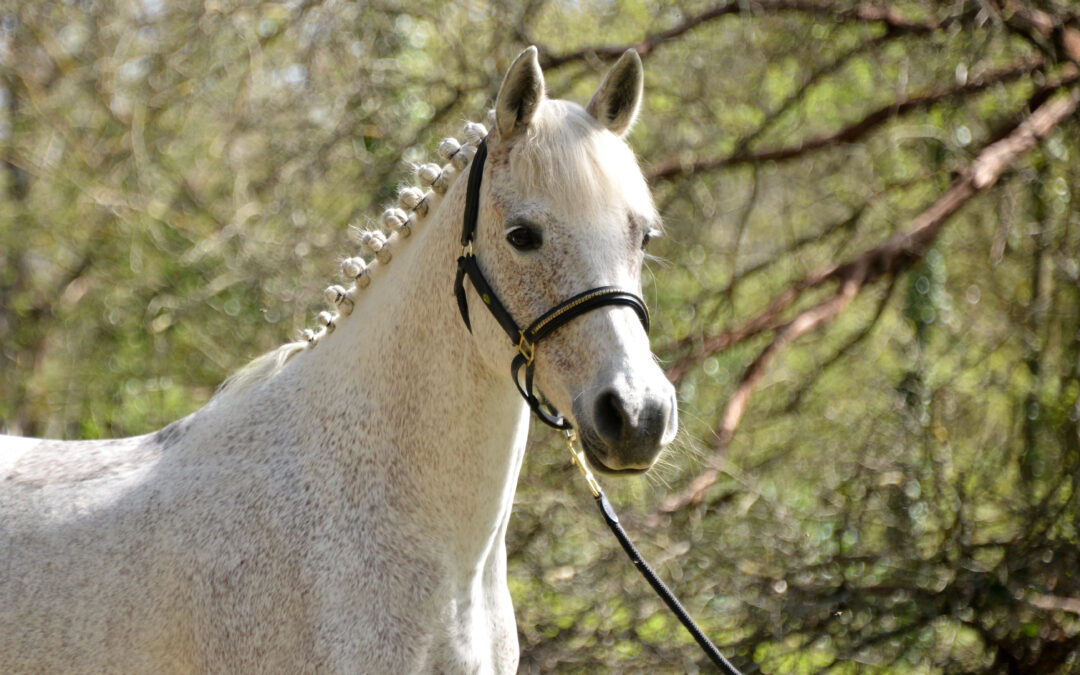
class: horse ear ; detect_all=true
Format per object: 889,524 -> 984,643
586,49 -> 644,137
495,46 -> 545,139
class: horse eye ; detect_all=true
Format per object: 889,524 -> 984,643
642,228 -> 659,249
506,225 -> 541,251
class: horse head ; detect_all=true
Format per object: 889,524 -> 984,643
464,47 -> 677,474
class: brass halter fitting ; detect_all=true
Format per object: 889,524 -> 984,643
565,429 -> 601,498
516,332 -> 535,365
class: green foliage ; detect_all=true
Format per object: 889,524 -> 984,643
3,1 -> 1080,672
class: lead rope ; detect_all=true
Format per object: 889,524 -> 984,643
564,430 -> 742,674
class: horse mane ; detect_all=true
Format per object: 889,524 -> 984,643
217,340 -> 309,396
215,115 -> 492,399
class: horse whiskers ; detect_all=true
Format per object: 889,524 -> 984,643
644,459 -> 676,489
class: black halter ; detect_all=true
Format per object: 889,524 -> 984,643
453,139 -> 651,429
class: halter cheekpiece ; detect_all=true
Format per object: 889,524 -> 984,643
453,138 -> 651,429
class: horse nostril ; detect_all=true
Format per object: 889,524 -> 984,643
593,389 -> 629,443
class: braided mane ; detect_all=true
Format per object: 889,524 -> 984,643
218,116 -> 492,396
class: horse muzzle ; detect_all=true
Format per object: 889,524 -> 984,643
573,377 -> 677,474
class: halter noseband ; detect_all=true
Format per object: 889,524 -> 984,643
453,138 -> 650,429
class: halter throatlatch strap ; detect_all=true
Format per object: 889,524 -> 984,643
454,138 -> 650,429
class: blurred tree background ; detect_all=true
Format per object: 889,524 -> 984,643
2,0 -> 1079,672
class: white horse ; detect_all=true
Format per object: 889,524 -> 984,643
0,47 -> 676,673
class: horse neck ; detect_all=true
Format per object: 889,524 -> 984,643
256,170 -> 531,564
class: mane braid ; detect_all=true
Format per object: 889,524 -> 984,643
216,117 -> 491,399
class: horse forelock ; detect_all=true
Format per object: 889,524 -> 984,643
510,99 -> 658,226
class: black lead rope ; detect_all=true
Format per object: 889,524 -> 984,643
564,433 -> 741,674
456,137 -> 741,674
597,494 -> 741,674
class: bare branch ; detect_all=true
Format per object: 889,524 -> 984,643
539,4 -> 740,69
718,263 -> 866,447
730,32 -> 894,161
1027,593 -> 1080,616
537,1 -> 969,70
781,273 -> 899,414
995,1 -> 1080,65
660,84 -> 1080,513
647,60 -> 1045,181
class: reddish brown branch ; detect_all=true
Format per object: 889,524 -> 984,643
538,1 -> 964,70
1027,594 -> 1080,615
659,85 -> 1080,514
664,264 -> 839,384
718,266 -> 867,447
995,1 -> 1080,65
540,5 -> 739,69
662,70 -> 1078,384
647,60 -> 1044,181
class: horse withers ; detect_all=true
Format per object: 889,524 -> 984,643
0,46 -> 676,673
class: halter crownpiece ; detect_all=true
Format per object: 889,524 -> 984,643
453,138 -> 651,429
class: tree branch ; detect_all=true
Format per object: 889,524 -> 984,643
537,1 -> 969,70
647,59 -> 1045,181
995,1 -> 1080,65
660,84 -> 1080,513
781,272 -> 899,414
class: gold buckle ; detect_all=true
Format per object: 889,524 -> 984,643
517,332 -> 535,364
460,242 -> 474,257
